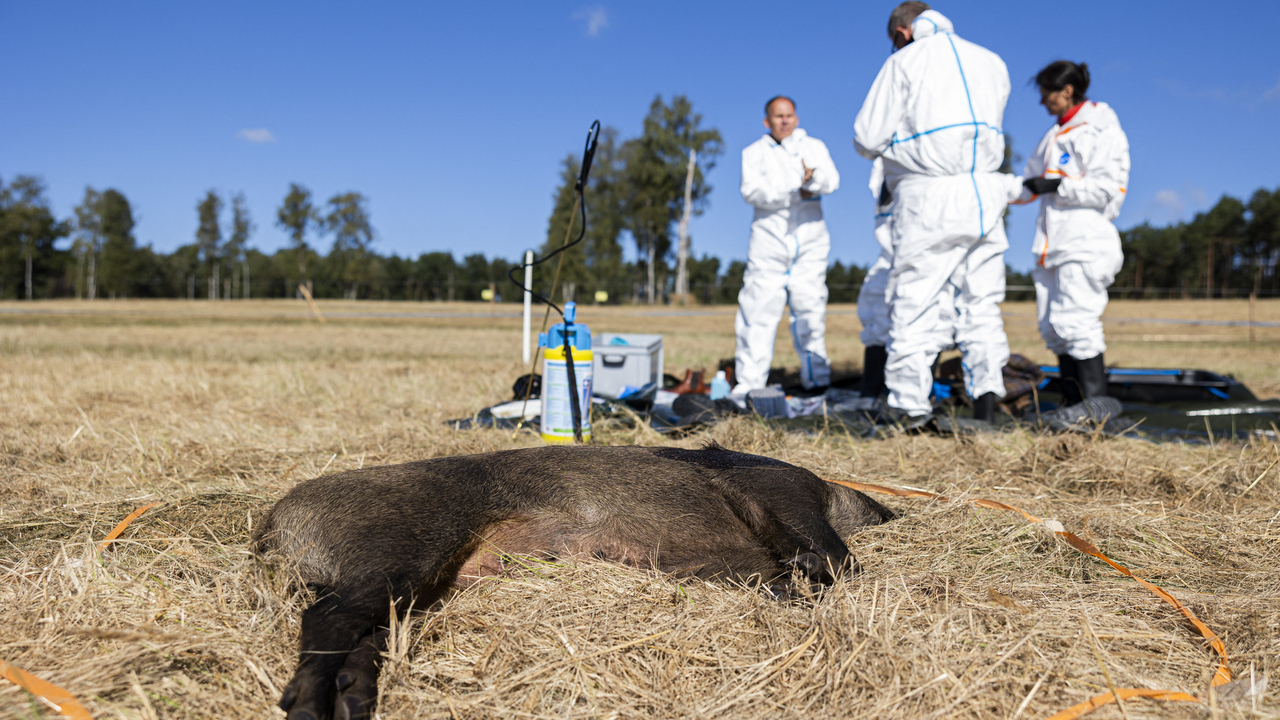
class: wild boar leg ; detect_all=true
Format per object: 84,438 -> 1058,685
332,628 -> 389,720
280,579 -> 409,720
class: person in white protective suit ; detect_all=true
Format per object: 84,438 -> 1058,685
856,159 -> 894,398
860,157 -> 890,394
1014,60 -> 1130,406
735,96 -> 840,393
857,158 -> 958,398
853,3 -> 1023,423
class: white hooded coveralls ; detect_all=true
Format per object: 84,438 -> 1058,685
1015,101 -> 1130,360
853,10 -> 1022,416
736,127 -> 840,391
859,160 -> 958,352
858,159 -> 895,348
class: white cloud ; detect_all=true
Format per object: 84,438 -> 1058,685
1153,189 -> 1185,217
237,128 -> 277,144
573,6 -> 608,37
1146,187 -> 1209,223
1265,76 -> 1280,101
1157,75 -> 1280,108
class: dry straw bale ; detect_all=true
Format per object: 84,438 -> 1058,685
2,300 -> 1278,719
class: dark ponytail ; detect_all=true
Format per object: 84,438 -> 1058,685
1034,60 -> 1090,102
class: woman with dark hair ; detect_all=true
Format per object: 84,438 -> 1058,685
1017,60 -> 1130,406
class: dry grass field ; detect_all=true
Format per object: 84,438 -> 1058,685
2,298 -> 1278,719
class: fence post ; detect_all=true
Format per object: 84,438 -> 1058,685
1250,292 -> 1257,343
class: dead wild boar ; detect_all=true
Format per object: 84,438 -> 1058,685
254,442 -> 895,720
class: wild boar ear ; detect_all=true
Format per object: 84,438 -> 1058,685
699,439 -> 728,452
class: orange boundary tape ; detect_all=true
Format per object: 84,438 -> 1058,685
96,502 -> 160,552
0,502 -> 163,712
0,503 -> 163,718
826,478 -> 1231,719
1043,689 -> 1200,720
0,659 -> 92,720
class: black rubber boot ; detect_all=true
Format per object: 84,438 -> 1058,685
1077,353 -> 1108,399
861,345 -> 887,397
972,392 -> 998,423
1057,354 -> 1083,406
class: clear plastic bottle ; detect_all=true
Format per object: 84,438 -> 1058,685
709,370 -> 730,400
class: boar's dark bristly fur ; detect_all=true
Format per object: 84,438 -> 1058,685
254,442 -> 895,720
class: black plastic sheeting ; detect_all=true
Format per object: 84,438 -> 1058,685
446,367 -> 1280,444
1036,367 -> 1280,442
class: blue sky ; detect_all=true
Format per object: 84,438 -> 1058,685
4,1 -> 1279,272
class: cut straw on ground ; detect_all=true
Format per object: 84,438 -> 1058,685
1,299 -> 1278,719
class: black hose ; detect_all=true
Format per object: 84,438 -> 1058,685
562,328 -> 584,442
507,121 -> 600,318
508,120 -> 599,443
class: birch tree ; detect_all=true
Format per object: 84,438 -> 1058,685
277,183 -> 318,291
226,193 -> 254,299
324,192 -> 374,300
620,95 -> 721,304
73,188 -> 104,300
0,176 -> 67,300
674,149 -> 696,303
196,191 -> 223,299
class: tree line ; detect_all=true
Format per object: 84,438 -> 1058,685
0,177 -> 514,302
2,96 -> 1277,302
1115,189 -> 1280,298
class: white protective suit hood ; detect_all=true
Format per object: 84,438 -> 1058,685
910,8 -> 953,38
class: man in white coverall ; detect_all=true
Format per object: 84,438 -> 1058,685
736,96 -> 840,393
853,2 -> 1022,423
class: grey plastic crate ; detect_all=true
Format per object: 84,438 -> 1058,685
746,387 -> 787,418
592,333 -> 664,399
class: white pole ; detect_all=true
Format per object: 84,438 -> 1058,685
522,250 -> 533,363
675,149 -> 696,303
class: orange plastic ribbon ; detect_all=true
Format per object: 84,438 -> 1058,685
0,659 -> 92,720
826,478 -> 1231,719
97,502 -> 160,552
1043,688 -> 1200,720
1,503 -> 163,718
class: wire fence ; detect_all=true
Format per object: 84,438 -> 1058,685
16,274 -> 1280,304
